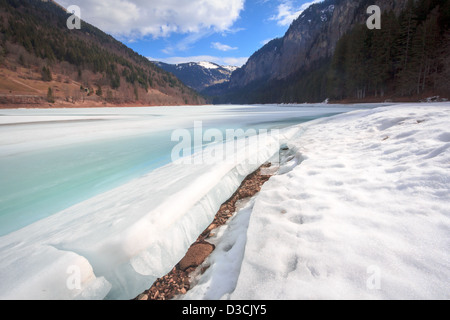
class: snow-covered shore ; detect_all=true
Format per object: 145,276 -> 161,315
0,103 -> 448,300
185,104 -> 450,300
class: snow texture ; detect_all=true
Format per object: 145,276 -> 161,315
222,65 -> 239,73
197,61 -> 220,70
224,104 -> 450,300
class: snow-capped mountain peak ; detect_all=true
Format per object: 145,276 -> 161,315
153,61 -> 239,92
222,65 -> 239,73
197,61 -> 220,70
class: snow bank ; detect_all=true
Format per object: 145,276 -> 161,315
5,103 -> 444,300
227,104 -> 450,300
181,198 -> 256,300
0,124 -> 300,300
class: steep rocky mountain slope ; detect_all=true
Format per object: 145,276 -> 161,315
229,0 -> 408,88
207,0 -> 449,104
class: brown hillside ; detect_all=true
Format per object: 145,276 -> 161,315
0,0 -> 206,108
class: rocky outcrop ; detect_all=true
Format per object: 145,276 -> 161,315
229,0 -> 409,89
178,242 -> 215,271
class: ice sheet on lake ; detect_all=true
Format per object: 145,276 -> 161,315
0,104 -> 390,300
0,104 -> 363,236
0,121 -> 301,300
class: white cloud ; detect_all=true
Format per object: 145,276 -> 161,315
270,0 -> 323,27
261,38 -> 273,45
221,27 -> 246,37
149,55 -> 248,67
221,57 -> 248,67
211,42 -> 238,51
56,0 -> 245,39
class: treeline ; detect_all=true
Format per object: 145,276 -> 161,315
209,0 -> 450,104
0,0 -> 201,104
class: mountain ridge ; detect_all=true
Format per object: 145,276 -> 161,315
153,61 -> 238,92
229,0 -> 409,89
0,0 -> 205,107
207,0 -> 449,104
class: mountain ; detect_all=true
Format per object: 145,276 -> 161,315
0,0 -> 205,107
207,0 -> 450,104
153,61 -> 238,92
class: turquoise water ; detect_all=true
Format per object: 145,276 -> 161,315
0,131 -> 175,235
0,105 -> 374,236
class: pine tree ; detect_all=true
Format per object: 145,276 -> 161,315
41,66 -> 52,81
96,86 -> 103,97
106,89 -> 114,102
370,12 -> 399,97
18,54 -> 25,66
345,25 -> 371,99
395,0 -> 418,94
47,87 -> 55,103
0,48 -> 4,66
134,86 -> 139,101
328,33 -> 350,99
438,32 -> 450,97
409,7 -> 441,95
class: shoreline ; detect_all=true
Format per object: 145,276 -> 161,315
134,163 -> 273,301
1,94 -> 447,110
0,101 -> 208,109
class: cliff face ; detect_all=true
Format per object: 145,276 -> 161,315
229,0 -> 408,89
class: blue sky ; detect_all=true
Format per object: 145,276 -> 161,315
57,0 -> 322,66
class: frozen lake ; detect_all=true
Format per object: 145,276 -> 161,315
0,104 -> 371,236
1,103 -> 396,300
